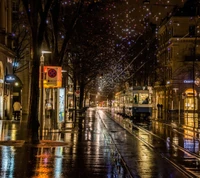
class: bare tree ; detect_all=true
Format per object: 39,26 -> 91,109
21,0 -> 53,143
21,0 -> 103,143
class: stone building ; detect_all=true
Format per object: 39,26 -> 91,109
0,0 -> 15,119
155,0 -> 200,125
0,0 -> 30,119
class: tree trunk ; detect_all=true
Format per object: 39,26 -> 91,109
26,49 -> 41,144
79,82 -> 85,109
21,0 -> 54,144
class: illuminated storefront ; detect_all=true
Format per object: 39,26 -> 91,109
183,88 -> 197,111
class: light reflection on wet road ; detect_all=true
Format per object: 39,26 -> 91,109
0,109 -> 127,178
99,109 -> 189,178
0,108 -> 192,178
109,108 -> 200,177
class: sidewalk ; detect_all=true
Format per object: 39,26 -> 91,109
0,113 -> 81,147
151,109 -> 200,139
0,108 -> 128,178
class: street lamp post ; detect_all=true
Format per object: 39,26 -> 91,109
39,50 -> 51,139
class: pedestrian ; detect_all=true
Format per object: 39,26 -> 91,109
13,101 -> 21,120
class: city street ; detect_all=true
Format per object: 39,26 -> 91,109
0,108 -> 194,178
0,1 -> 199,177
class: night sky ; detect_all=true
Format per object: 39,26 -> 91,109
105,0 -> 186,41
62,0 -> 188,93
63,0 -> 186,40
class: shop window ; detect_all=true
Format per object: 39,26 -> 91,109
139,93 -> 149,104
184,89 -> 198,110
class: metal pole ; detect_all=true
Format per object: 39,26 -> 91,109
40,54 -> 44,139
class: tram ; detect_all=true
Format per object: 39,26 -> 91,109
114,86 -> 153,121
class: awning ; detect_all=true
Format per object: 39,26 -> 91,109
5,74 -> 23,88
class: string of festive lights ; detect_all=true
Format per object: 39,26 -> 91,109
39,0 -> 187,94
93,0 -> 186,93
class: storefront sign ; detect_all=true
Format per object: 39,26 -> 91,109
5,74 -> 23,88
5,74 -> 16,83
184,80 -> 193,83
7,57 -> 12,63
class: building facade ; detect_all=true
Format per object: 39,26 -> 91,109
155,1 -> 200,125
0,0 -> 15,119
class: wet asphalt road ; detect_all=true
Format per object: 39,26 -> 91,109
0,108 -> 189,178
